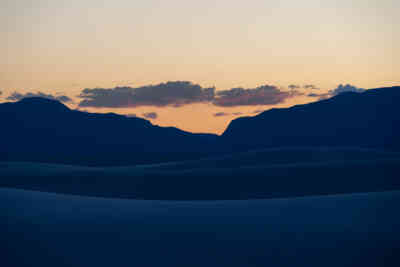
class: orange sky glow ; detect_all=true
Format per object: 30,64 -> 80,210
1,0 -> 398,133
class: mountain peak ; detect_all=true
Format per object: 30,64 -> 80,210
16,97 -> 70,111
222,86 -> 400,151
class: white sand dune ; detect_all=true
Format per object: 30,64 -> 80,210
1,188 -> 399,267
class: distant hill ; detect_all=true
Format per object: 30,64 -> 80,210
0,97 -> 218,166
1,86 -> 399,166
222,86 -> 400,152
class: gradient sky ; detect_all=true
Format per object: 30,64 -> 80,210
1,0 -> 399,133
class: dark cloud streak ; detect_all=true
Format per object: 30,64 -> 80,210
303,84 -> 319,90
307,93 -> 330,100
330,84 -> 365,95
307,84 -> 365,100
213,85 -> 301,107
125,113 -> 137,118
213,112 -> 230,117
288,84 -> 300,90
142,112 -> 158,119
78,81 -> 302,108
78,81 -> 215,108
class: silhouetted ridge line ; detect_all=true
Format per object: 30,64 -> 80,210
222,86 -> 400,152
0,86 -> 399,166
0,97 -> 219,166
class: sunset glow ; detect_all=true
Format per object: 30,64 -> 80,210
1,0 -> 398,133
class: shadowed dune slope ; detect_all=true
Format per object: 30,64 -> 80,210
1,188 -> 399,267
1,147 -> 400,200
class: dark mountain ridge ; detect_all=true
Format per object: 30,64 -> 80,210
223,86 -> 400,152
0,86 -> 399,166
0,97 -> 218,166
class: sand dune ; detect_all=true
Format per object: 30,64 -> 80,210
1,188 -> 399,266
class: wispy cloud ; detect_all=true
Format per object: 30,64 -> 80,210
303,84 -> 319,90
330,84 -> 365,95
288,84 -> 301,90
125,113 -> 137,118
307,84 -> 365,100
142,112 -> 158,119
213,112 -> 230,117
307,93 -> 330,99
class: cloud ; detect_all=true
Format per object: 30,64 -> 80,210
330,84 -> 365,95
125,113 -> 137,118
77,81 -> 309,108
213,85 -> 301,107
213,112 -> 230,117
6,92 -> 72,103
142,112 -> 158,119
213,112 -> 244,117
78,81 -> 215,108
288,84 -> 301,90
308,92 -> 330,98
307,84 -> 365,101
55,95 -> 73,103
307,92 -> 331,100
303,84 -> 319,90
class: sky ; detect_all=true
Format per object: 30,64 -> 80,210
1,0 -> 399,134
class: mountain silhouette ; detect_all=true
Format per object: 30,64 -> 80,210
0,97 -> 218,166
222,86 -> 400,152
1,86 -> 399,166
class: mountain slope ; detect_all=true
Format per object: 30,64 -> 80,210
1,86 -> 399,166
0,97 -> 218,166
222,86 -> 400,151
